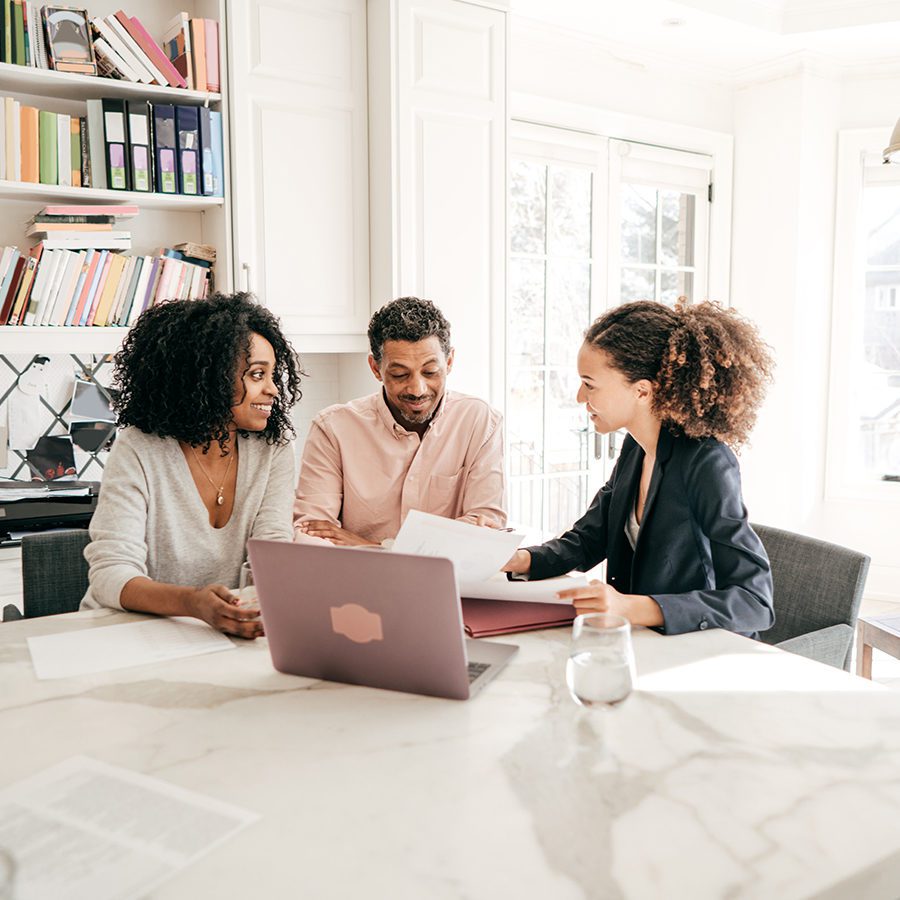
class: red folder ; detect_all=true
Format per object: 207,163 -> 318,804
461,598 -> 575,638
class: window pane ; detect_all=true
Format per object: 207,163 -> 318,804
546,260 -> 590,367
660,190 -> 695,266
507,367 -> 544,476
865,185 -> 900,266
548,165 -> 592,257
660,269 -> 694,305
545,367 -> 587,474
621,184 -> 656,264
621,267 -> 655,303
509,160 -> 547,254
508,258 -> 545,368
546,474 -> 588,533
510,477 -> 543,534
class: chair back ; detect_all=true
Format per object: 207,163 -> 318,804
752,523 -> 869,668
22,529 -> 91,618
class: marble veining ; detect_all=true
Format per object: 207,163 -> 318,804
3,611 -> 900,899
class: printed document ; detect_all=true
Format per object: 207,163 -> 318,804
28,617 -> 234,679
393,509 -> 523,582
0,756 -> 258,900
393,510 -> 584,603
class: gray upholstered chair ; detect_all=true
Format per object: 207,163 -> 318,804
753,523 -> 870,671
20,529 -> 91,619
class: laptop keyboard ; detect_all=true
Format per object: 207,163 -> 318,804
467,661 -> 490,683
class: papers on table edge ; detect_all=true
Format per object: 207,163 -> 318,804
392,510 -> 582,605
0,756 -> 258,900
27,616 -> 234,679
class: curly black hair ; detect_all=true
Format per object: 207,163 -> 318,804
368,296 -> 451,364
584,299 -> 774,449
112,292 -> 303,448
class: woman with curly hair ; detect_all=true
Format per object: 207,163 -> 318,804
81,292 -> 303,639
504,299 -> 776,637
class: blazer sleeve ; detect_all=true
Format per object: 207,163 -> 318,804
650,442 -> 775,636
522,462 -> 620,580
293,417 -> 344,536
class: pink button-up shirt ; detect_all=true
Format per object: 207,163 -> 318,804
293,390 -> 506,543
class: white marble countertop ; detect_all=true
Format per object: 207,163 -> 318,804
3,609 -> 900,899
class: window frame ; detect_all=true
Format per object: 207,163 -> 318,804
827,127 -> 900,501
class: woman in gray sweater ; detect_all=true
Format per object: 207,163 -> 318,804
81,292 -> 304,639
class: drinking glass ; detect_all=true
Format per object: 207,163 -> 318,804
237,560 -> 257,608
566,613 -> 635,708
0,847 -> 15,900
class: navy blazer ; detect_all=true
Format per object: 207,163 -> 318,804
525,429 -> 775,637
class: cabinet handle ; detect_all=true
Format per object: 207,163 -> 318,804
242,262 -> 252,294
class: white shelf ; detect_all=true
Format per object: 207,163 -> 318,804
0,61 -> 221,105
0,180 -> 224,210
0,327 -> 126,356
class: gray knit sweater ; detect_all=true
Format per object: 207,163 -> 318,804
81,427 -> 295,609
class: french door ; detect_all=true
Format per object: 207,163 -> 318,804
506,126 -> 712,539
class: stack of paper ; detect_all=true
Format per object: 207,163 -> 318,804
392,510 -> 585,604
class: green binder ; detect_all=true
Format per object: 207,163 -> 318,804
39,109 -> 58,185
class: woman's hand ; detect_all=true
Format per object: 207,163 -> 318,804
502,549 -> 532,575
556,580 -> 664,627
185,584 -> 265,639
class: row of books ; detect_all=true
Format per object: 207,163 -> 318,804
1,95 -> 224,196
0,1 -> 47,69
0,5 -> 219,94
0,243 -> 210,328
93,11 -> 219,93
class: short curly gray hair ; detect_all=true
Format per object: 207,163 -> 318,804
368,296 -> 452,364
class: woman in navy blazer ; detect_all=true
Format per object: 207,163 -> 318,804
505,300 -> 775,637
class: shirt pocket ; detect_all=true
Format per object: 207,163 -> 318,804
427,471 -> 464,518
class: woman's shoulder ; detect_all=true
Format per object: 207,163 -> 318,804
112,427 -> 176,455
669,432 -> 740,479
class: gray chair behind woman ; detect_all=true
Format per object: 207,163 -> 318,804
21,529 -> 90,618
752,523 -> 870,671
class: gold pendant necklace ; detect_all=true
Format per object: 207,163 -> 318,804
191,444 -> 235,506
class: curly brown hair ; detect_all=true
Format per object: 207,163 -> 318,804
584,298 -> 774,448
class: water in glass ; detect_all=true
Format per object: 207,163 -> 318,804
567,613 -> 635,708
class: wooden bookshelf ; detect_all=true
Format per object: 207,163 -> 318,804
0,61 -> 221,105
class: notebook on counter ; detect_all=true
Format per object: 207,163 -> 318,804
461,598 -> 575,638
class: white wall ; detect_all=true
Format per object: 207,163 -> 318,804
510,20 -> 734,134
508,19 -> 900,597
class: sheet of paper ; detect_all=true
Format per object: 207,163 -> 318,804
392,509 -> 524,582
0,756 -> 258,900
28,617 -> 234,680
459,572 -> 588,604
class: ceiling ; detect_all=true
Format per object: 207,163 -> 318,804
510,0 -> 900,76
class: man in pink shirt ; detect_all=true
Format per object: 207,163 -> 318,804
294,297 -> 506,546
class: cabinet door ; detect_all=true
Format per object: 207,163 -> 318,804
227,0 -> 370,337
370,0 -> 507,401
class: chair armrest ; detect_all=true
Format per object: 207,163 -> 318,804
776,623 -> 855,671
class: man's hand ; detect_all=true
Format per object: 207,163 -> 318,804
297,520 -> 378,547
185,584 -> 264,639
461,513 -> 505,529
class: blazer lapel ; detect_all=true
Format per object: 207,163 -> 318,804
608,438 -> 643,545
633,427 -> 675,557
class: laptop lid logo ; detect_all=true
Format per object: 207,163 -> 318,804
330,603 -> 384,644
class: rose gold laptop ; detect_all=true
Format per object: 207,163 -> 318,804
247,540 -> 518,700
